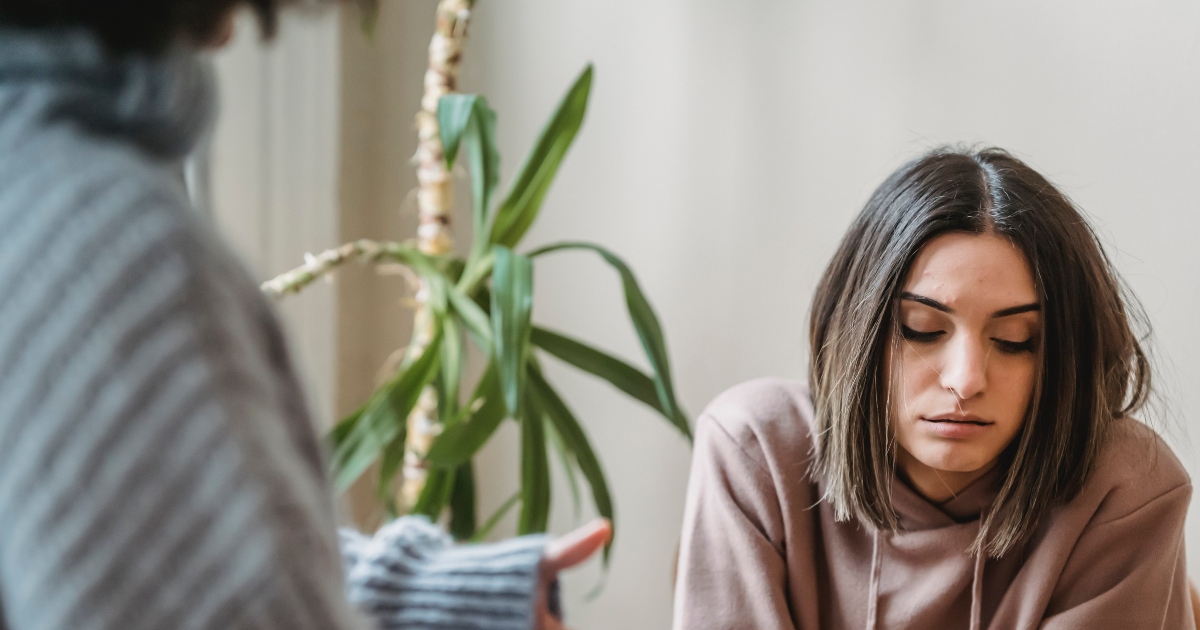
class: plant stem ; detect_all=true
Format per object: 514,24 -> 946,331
414,0 -> 473,255
402,0 -> 475,510
260,239 -> 399,298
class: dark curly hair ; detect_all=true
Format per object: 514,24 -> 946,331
0,0 -> 287,54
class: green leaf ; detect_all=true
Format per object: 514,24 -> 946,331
448,283 -> 493,354
423,275 -> 450,318
529,242 -> 691,441
519,388 -> 552,534
439,317 -> 463,419
545,412 -> 583,520
457,249 -> 495,296
471,491 -> 521,543
330,403 -> 366,452
531,326 -> 687,432
440,257 -> 466,285
425,366 -> 508,468
491,246 -> 534,417
412,467 -> 456,519
375,242 -> 452,315
528,364 -> 615,560
489,64 -> 594,248
376,429 -> 407,516
437,94 -> 500,265
437,95 -> 477,170
449,461 -> 477,540
331,324 -> 444,492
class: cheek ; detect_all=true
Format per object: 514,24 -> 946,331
891,346 -> 943,410
990,356 -> 1039,422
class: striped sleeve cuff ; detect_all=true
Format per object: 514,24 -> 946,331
342,517 -> 551,630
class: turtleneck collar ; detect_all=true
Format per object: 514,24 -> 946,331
0,27 -> 214,161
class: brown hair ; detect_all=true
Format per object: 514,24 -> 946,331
809,146 -> 1151,557
0,0 -> 289,54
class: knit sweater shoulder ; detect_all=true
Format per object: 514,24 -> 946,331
0,28 -> 547,630
674,377 -> 1193,630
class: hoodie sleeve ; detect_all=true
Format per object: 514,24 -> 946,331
340,518 -> 551,630
673,413 -> 797,630
1040,481 -> 1194,630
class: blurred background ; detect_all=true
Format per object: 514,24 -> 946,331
204,1 -> 1200,628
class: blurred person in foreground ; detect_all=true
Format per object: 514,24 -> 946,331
0,1 -> 610,629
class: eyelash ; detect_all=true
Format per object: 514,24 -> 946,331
899,325 -> 1037,354
899,324 -> 943,343
994,338 -> 1038,354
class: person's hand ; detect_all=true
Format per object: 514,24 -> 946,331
536,518 -> 613,630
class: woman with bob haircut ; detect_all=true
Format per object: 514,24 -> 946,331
0,1 -> 609,629
674,147 -> 1193,629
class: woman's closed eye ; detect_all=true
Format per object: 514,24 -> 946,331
902,323 -> 1037,354
900,324 -> 944,343
992,337 -> 1037,354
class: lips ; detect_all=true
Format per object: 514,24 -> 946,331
922,413 -> 992,426
920,415 -> 993,438
921,415 -> 988,424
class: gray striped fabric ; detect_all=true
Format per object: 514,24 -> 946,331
0,28 -> 546,630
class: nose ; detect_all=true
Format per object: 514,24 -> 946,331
940,333 -> 987,400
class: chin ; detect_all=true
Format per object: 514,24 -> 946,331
910,441 -> 993,474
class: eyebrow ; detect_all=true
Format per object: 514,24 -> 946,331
899,292 -> 1041,318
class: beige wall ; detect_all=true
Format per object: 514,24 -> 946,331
211,10 -> 340,426
214,2 -> 1200,628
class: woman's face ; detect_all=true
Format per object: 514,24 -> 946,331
888,231 -> 1041,498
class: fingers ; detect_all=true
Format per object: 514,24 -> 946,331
540,608 -> 567,630
542,518 -> 613,573
538,518 -> 612,628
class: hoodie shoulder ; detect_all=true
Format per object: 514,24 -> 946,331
1080,417 -> 1191,524
698,378 -> 817,474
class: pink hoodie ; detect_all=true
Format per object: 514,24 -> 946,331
673,378 -> 1194,629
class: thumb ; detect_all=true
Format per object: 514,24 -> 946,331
542,518 -> 612,573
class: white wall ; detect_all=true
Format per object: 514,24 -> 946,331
214,2 -> 1200,629
210,10 -> 341,427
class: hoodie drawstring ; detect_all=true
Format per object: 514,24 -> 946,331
864,527 -> 987,630
865,528 -> 882,630
969,540 -> 985,630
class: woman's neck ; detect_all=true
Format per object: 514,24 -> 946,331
895,449 -> 999,504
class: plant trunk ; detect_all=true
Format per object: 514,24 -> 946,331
401,0 -> 474,510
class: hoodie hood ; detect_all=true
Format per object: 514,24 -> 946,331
891,463 -> 1002,529
864,466 -> 1002,630
0,28 -> 214,161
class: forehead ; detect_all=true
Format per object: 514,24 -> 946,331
903,232 -> 1037,309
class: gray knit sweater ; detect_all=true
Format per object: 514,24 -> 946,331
0,28 -> 548,630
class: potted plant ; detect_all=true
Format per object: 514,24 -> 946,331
263,0 -> 690,556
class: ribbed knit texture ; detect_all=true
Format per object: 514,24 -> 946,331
341,519 -> 551,629
0,28 -> 546,630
